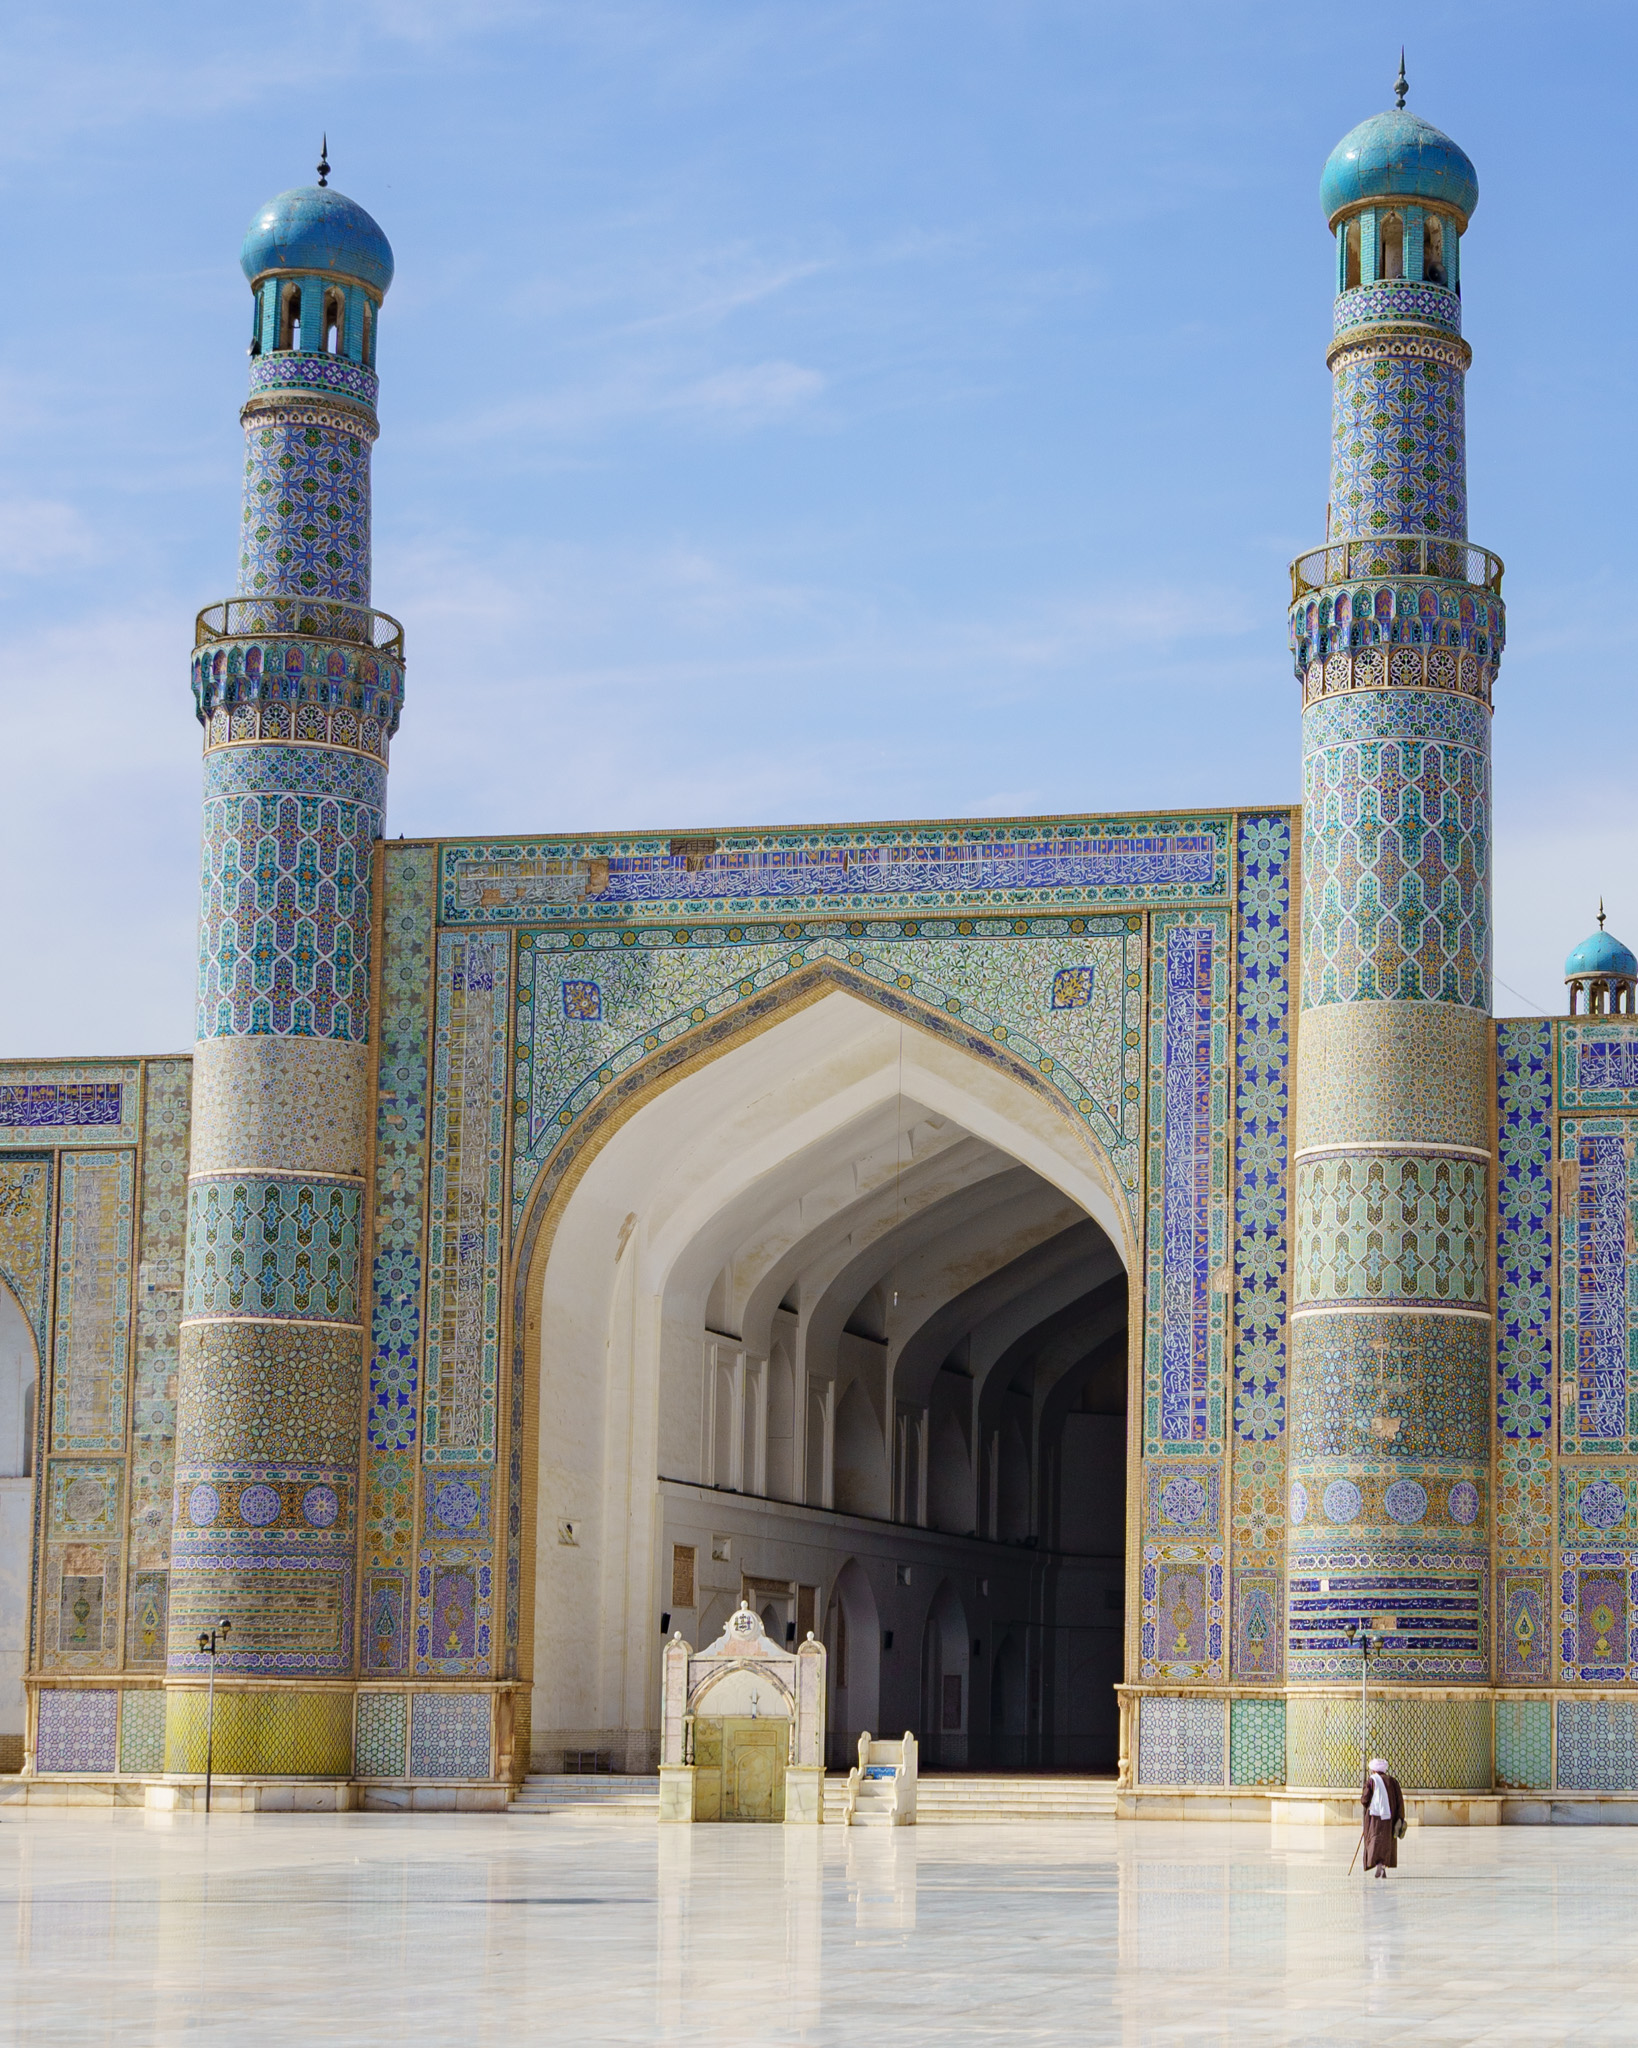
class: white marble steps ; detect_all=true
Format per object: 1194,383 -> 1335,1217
509,1773 -> 1117,1820
845,1777 -> 901,1825
913,1777 -> 1118,1821
509,1774 -> 660,1816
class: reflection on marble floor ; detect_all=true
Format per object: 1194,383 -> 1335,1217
1,1814 -> 1636,2044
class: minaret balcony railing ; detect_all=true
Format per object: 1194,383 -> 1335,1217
1289,534 -> 1503,604
195,597 -> 404,662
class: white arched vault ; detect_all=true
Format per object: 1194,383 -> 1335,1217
518,980 -> 1132,1770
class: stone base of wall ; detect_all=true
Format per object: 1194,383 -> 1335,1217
1118,1786 -> 1638,1825
0,1776 -> 511,1811
25,1681 -> 525,1784
1124,1687 -> 1638,1797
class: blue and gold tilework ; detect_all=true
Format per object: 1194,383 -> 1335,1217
1228,816 -> 1293,1681
1286,132 -> 1497,1710
510,908 -> 1151,1239
240,407 -> 375,604
1329,346 -> 1468,541
1300,690 -> 1490,1011
170,180 -> 397,1719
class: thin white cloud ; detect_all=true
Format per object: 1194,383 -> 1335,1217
682,360 -> 825,421
0,499 -> 96,576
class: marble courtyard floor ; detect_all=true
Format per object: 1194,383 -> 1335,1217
0,1813 -> 1632,2044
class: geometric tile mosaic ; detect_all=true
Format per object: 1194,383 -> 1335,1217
163,1688 -> 354,1776
1145,914 -> 1229,1453
1329,348 -> 1467,540
1289,1309 -> 1490,1467
240,409 -> 374,605
1301,688 -> 1489,1010
1494,1699 -> 1551,1791
363,846 -> 437,1684
1495,1020 -> 1554,1470
188,1037 -> 370,1180
511,918 -> 1148,1237
1560,1118 -> 1638,1451
367,850 -> 434,1458
118,1690 -> 167,1775
36,1689 -> 118,1772
1137,1695 -> 1224,1786
1293,1152 -> 1486,1308
408,1691 -> 491,1779
355,1691 -> 408,1778
1331,280 -> 1461,341
425,935 -> 509,1464
1231,813 -> 1291,1446
1297,1003 -> 1490,1152
0,1151 -> 53,1363
175,1321 -> 363,1467
129,1060 -> 191,1573
196,750 -> 383,1042
1557,1698 -> 1638,1793
246,350 -> 380,408
1286,1692 -> 1491,1790
1228,1696 -> 1285,1786
52,1150 -> 135,1454
183,1175 -> 363,1324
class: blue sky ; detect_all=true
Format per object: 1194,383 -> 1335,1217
1,0 -> 1631,1053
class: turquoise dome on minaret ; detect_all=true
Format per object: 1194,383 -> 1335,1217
1565,925 -> 1638,982
240,181 -> 394,295
1320,108 -> 1479,227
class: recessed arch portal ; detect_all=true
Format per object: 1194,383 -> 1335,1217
521,985 -> 1132,1773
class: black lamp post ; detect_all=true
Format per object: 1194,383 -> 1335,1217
1344,1620 -> 1374,1780
197,1618 -> 231,1814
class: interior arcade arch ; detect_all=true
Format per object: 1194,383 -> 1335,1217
524,986 -> 1131,1775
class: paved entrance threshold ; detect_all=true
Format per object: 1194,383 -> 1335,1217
0,1814 -> 1631,2044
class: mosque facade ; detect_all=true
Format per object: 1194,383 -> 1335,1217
0,93 -> 1629,1811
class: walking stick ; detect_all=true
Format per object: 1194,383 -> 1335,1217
1345,1618 -> 1374,1880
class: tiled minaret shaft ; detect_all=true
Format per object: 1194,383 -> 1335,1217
1285,96 -> 1505,1769
169,170 -> 402,1773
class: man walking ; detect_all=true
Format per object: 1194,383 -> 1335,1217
1361,1756 -> 1405,1879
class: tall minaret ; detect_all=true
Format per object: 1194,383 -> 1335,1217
1286,73 -> 1505,1783
169,151 -> 402,1779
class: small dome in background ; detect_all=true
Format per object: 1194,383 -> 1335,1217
241,184 -> 394,296
1321,109 -> 1479,227
1566,923 -> 1638,984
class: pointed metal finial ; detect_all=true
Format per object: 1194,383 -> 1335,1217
1600,899 -> 1608,930
317,135 -> 330,188
1394,50 -> 1408,110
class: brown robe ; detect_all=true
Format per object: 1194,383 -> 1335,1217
1361,1769 -> 1405,1870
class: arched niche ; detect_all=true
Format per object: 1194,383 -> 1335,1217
516,981 -> 1132,1771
